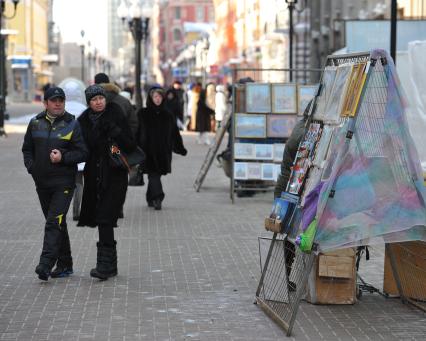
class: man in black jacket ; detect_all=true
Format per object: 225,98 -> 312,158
22,87 -> 88,281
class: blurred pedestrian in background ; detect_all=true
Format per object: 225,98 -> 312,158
172,80 -> 185,128
77,85 -> 136,280
137,87 -> 187,210
189,83 -> 202,131
196,87 -> 215,145
214,84 -> 228,130
22,86 -> 88,281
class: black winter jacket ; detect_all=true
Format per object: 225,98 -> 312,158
137,91 -> 187,175
22,111 -> 88,189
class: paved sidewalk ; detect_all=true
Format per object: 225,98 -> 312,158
0,132 -> 425,341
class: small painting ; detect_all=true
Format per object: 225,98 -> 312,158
245,83 -> 271,113
247,163 -> 262,179
255,144 -> 273,160
271,83 -> 297,114
298,84 -> 318,116
266,115 -> 298,138
273,144 -> 286,162
234,162 -> 248,180
261,163 -> 275,181
235,114 -> 266,138
234,143 -> 255,160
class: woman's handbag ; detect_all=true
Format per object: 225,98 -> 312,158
128,164 -> 145,186
108,141 -> 145,172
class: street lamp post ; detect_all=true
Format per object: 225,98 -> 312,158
117,0 -> 150,110
0,0 -> 19,137
285,0 -> 297,82
80,30 -> 85,83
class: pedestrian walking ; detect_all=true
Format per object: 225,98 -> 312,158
77,85 -> 136,280
22,86 -> 88,281
196,88 -> 215,145
137,87 -> 187,210
172,80 -> 185,126
215,84 -> 228,129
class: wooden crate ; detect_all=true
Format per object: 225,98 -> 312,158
383,241 -> 426,300
306,248 -> 357,305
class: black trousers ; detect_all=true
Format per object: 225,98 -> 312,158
146,173 -> 165,203
36,186 -> 74,268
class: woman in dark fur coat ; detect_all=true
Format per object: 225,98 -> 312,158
137,87 -> 187,210
77,84 -> 136,280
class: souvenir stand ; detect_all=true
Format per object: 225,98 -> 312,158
255,50 -> 426,336
230,71 -> 320,202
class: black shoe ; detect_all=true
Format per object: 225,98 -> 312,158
288,281 -> 297,292
51,265 -> 73,278
153,200 -> 162,210
147,201 -> 154,207
35,264 -> 51,281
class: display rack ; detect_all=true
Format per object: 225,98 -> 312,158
229,68 -> 322,203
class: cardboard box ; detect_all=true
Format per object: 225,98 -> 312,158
306,248 -> 356,305
383,242 -> 426,300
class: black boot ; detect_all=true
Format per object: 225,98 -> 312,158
90,242 -> 118,280
153,199 -> 162,210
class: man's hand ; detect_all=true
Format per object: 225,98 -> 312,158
50,149 -> 62,163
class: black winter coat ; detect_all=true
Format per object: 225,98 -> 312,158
137,94 -> 187,175
77,102 -> 136,227
22,111 -> 88,189
195,90 -> 214,133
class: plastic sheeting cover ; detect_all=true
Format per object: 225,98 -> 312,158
313,50 -> 426,251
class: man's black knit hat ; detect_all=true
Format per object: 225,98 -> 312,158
94,72 -> 110,84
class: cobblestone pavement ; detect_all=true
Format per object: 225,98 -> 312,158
0,132 -> 425,340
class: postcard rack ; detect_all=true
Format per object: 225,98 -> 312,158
230,82 -> 318,202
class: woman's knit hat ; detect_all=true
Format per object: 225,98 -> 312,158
85,84 -> 106,104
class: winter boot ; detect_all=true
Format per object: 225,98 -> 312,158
90,242 -> 118,280
35,263 -> 52,281
51,264 -> 73,278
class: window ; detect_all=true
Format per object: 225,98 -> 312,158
175,7 -> 181,20
173,28 -> 182,42
196,6 -> 204,22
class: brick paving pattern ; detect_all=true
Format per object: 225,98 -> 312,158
0,132 -> 425,340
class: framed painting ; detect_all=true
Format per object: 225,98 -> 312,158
273,143 -> 286,162
261,163 -> 275,181
298,84 -> 318,116
245,83 -> 271,113
234,143 -> 256,160
234,162 -> 248,180
266,115 -> 298,138
271,83 -> 297,114
255,144 -> 273,160
340,62 -> 369,118
235,114 -> 266,138
234,85 -> 246,113
247,163 -> 262,179
313,66 -> 337,121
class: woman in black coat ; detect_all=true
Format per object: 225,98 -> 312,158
195,89 -> 215,145
77,84 -> 136,280
137,87 -> 187,210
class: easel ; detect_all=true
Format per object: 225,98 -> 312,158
193,111 -> 231,192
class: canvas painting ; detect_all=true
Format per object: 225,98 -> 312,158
247,163 -> 262,179
271,83 -> 297,114
234,143 -> 255,160
340,62 -> 369,117
261,163 -> 275,181
235,114 -> 266,138
313,66 -> 337,120
234,162 -> 248,180
245,83 -> 271,113
298,85 -> 318,116
255,144 -> 273,160
273,144 -> 286,162
266,115 -> 298,138
322,64 -> 353,124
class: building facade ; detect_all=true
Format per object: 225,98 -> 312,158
4,0 -> 50,101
